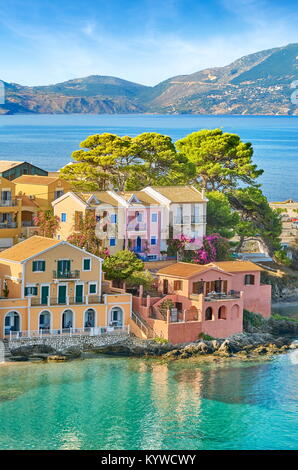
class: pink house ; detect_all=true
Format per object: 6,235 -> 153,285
131,261 -> 271,344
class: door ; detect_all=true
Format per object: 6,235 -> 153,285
41,285 -> 49,305
75,284 -> 83,303
58,285 -> 67,304
163,279 -> 168,295
136,236 -> 142,252
57,260 -> 70,276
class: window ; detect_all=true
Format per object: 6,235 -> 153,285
136,212 -> 142,222
150,236 -> 157,245
151,213 -> 157,222
32,260 -> 45,272
83,258 -> 91,271
174,280 -> 182,290
25,286 -> 38,296
110,214 -> 117,224
109,238 -> 116,247
244,274 -> 255,285
89,283 -> 97,294
192,281 -> 204,294
61,213 -> 67,222
54,190 -> 64,200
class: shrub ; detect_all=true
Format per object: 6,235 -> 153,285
198,333 -> 215,341
153,337 -> 169,344
243,309 -> 266,331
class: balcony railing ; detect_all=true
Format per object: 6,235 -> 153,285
127,223 -> 147,231
30,294 -> 103,307
53,270 -> 80,279
205,291 -> 241,301
0,221 -> 17,229
0,199 -> 17,207
174,216 -> 206,225
22,221 -> 35,227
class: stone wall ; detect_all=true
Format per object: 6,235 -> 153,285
8,333 -> 130,354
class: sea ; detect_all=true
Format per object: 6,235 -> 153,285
0,114 -> 297,201
0,353 -> 297,450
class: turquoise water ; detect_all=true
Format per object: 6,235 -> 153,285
0,114 -> 297,201
0,353 -> 297,450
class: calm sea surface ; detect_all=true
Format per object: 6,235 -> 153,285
0,353 -> 297,450
0,114 -> 297,201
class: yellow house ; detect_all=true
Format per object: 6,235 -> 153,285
0,236 -> 131,338
14,175 -> 71,210
52,191 -> 122,254
0,176 -> 22,249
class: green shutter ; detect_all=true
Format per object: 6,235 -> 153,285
84,259 -> 91,270
89,284 -> 96,294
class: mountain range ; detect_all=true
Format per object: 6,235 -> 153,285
1,43 -> 298,115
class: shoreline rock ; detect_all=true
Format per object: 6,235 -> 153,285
7,332 -> 298,363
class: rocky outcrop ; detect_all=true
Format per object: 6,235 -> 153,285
162,334 -> 297,360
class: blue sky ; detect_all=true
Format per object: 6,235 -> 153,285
0,0 -> 297,86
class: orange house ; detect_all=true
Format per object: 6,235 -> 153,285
0,236 -> 131,339
131,261 -> 271,344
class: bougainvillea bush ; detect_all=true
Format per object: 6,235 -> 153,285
193,233 -> 230,264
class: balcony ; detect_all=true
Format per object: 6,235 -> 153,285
204,291 -> 241,302
0,199 -> 17,207
127,222 -> 147,232
53,270 -> 80,280
0,221 -> 17,229
30,294 -> 102,307
174,216 -> 206,225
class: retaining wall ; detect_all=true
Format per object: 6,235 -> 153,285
8,333 -> 130,353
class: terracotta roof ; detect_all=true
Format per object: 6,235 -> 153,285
0,236 -> 61,262
79,192 -> 118,207
119,191 -> 159,206
151,186 -> 205,203
211,261 -> 264,272
157,260 -> 263,278
157,262 -> 214,278
0,161 -> 24,172
14,175 -> 61,185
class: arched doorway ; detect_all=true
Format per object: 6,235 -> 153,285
62,309 -> 73,330
84,308 -> 95,328
39,311 -> 51,330
205,307 -> 213,321
231,304 -> 240,319
109,307 -> 123,327
218,305 -> 227,320
4,311 -> 21,336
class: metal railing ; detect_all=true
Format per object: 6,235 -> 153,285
53,270 -> 80,279
127,223 -> 147,231
30,295 -> 103,307
22,221 -> 36,227
0,199 -> 17,207
0,221 -> 17,229
205,291 -> 241,301
5,325 -> 130,340
174,216 -> 206,225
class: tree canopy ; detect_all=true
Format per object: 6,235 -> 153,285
206,191 -> 240,239
60,132 -> 193,191
227,187 -> 282,255
176,128 -> 263,191
102,250 -> 144,282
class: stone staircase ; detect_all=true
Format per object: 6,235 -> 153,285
2,339 -> 11,360
131,311 -> 156,339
